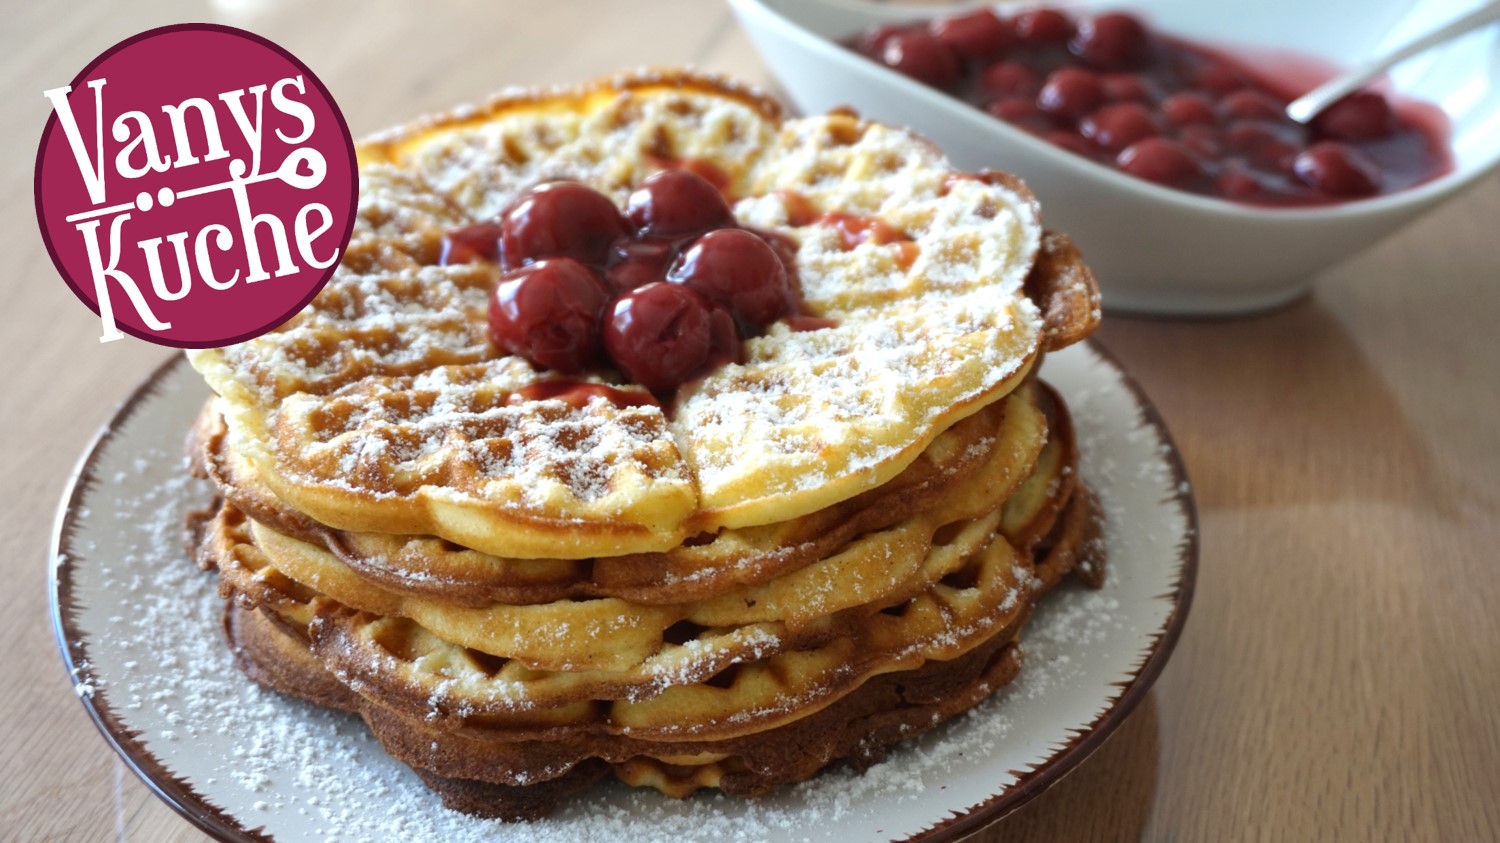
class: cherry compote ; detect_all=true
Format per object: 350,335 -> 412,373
604,283 -> 739,394
442,169 -> 805,397
626,170 -> 736,239
488,258 -> 610,374
500,181 -> 628,268
667,229 -> 792,333
847,7 -> 1451,205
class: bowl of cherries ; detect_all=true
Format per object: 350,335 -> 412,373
442,169 -> 809,397
729,0 -> 1500,314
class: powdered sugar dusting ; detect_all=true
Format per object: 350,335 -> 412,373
57,344 -> 1191,842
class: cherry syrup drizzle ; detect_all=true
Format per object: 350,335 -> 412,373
506,380 -> 658,410
780,190 -> 921,270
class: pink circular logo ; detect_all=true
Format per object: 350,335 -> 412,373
35,24 -> 356,348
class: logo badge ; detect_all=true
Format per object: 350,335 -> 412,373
36,24 -> 357,347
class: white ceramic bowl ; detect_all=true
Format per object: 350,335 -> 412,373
728,0 -> 1500,314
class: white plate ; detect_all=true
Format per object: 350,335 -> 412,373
50,341 -> 1196,843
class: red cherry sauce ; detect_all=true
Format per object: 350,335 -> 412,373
847,8 -> 1452,205
785,315 -> 841,332
507,380 -> 658,409
440,221 -> 504,265
646,155 -> 734,196
781,190 -> 919,273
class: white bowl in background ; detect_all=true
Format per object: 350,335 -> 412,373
728,0 -> 1500,314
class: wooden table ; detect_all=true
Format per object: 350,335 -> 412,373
5,1 -> 1497,840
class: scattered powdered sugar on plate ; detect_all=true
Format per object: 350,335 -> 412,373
53,343 -> 1192,842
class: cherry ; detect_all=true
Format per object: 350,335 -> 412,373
747,226 -> 800,272
440,221 -> 504,265
930,10 -> 1012,61
881,30 -> 962,90
604,238 -> 677,294
980,62 -> 1041,99
986,97 -> 1051,133
1253,141 -> 1300,172
1071,13 -> 1149,69
489,258 -> 610,374
1176,125 -> 1223,159
1037,67 -> 1105,120
500,182 -> 627,270
858,23 -> 907,56
668,228 -> 793,332
1292,142 -> 1382,197
1081,103 -> 1159,153
1101,73 -> 1151,103
1013,9 -> 1075,46
682,159 -> 732,192
626,170 -> 735,240
1226,122 -> 1299,169
1215,166 -> 1261,200
603,283 -> 736,395
1117,138 -> 1203,187
1192,61 -> 1247,96
1225,122 -> 1274,151
1045,130 -> 1095,156
1219,90 -> 1285,122
1313,91 -> 1395,141
1161,92 -> 1217,128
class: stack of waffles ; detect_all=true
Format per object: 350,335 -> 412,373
185,71 -> 1107,820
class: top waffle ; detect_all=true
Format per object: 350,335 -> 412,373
187,71 -> 1054,559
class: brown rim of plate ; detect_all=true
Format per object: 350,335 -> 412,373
48,340 -> 1198,843
49,353 -> 271,843
909,338 -> 1198,842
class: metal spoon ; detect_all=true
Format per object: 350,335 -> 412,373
1286,0 -> 1500,123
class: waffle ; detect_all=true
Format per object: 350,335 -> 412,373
226,600 -> 1022,820
191,385 -> 1042,606
186,71 -> 1068,560
205,442 -> 1098,805
199,411 -> 1100,814
182,69 -> 1110,819
194,370 -> 1101,804
207,465 -> 1089,803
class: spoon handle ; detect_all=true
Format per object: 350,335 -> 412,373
1286,0 -> 1500,123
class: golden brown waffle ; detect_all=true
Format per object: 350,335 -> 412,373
203,496 -> 1034,735
196,374 -> 1098,713
1001,381 -> 1079,553
202,428 -> 1101,815
186,71 -> 1070,560
191,385 -> 1046,606
208,436 -> 1101,806
325,525 -> 1032,741
225,600 -> 1022,819
194,369 -> 1099,730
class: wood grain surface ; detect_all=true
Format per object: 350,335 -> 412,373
4,1 -> 1497,840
